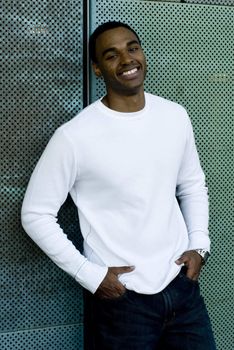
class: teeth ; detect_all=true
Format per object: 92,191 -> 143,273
122,68 -> 138,76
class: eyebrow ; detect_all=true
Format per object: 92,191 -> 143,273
101,40 -> 140,57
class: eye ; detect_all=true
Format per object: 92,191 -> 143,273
128,46 -> 139,52
106,54 -> 118,60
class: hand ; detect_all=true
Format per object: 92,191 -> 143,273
175,250 -> 203,281
95,266 -> 135,299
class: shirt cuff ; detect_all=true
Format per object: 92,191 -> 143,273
74,259 -> 108,294
187,230 -> 211,252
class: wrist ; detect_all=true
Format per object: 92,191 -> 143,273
194,249 -> 210,265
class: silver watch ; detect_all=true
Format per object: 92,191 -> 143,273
195,249 -> 210,265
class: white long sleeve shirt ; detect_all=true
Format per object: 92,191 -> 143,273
21,92 -> 210,294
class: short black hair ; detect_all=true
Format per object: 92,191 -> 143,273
89,21 -> 141,63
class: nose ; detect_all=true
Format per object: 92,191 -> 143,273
119,50 -> 134,65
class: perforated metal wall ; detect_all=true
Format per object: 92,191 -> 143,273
1,1 -> 84,349
186,0 -> 234,5
90,1 -> 234,349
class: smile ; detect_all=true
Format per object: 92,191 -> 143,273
121,68 -> 138,76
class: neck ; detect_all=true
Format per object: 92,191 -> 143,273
102,89 -> 145,113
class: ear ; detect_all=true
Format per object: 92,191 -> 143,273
92,62 -> 102,77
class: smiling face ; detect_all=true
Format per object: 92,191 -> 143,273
92,26 -> 147,97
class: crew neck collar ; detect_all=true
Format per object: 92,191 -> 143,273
96,92 -> 149,119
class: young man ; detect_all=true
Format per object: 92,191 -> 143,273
22,21 -> 216,349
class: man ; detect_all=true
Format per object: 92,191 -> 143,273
22,21 -> 216,349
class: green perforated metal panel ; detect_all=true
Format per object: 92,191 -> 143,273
1,1 -> 84,349
90,1 -> 234,349
187,0 -> 234,5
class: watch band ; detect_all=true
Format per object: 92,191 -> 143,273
195,249 -> 210,265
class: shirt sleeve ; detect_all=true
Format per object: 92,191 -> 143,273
176,116 -> 210,252
21,128 -> 108,293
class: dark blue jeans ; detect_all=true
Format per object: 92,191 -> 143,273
84,268 -> 216,350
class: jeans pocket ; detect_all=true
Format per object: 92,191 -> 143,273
181,273 -> 199,284
97,290 -> 129,303
179,267 -> 199,285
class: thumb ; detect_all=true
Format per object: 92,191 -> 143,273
110,266 -> 135,275
175,256 -> 186,265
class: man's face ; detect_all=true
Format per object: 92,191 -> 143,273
93,27 -> 147,96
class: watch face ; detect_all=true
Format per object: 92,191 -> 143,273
196,250 -> 210,265
203,252 -> 210,264
203,251 -> 210,262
